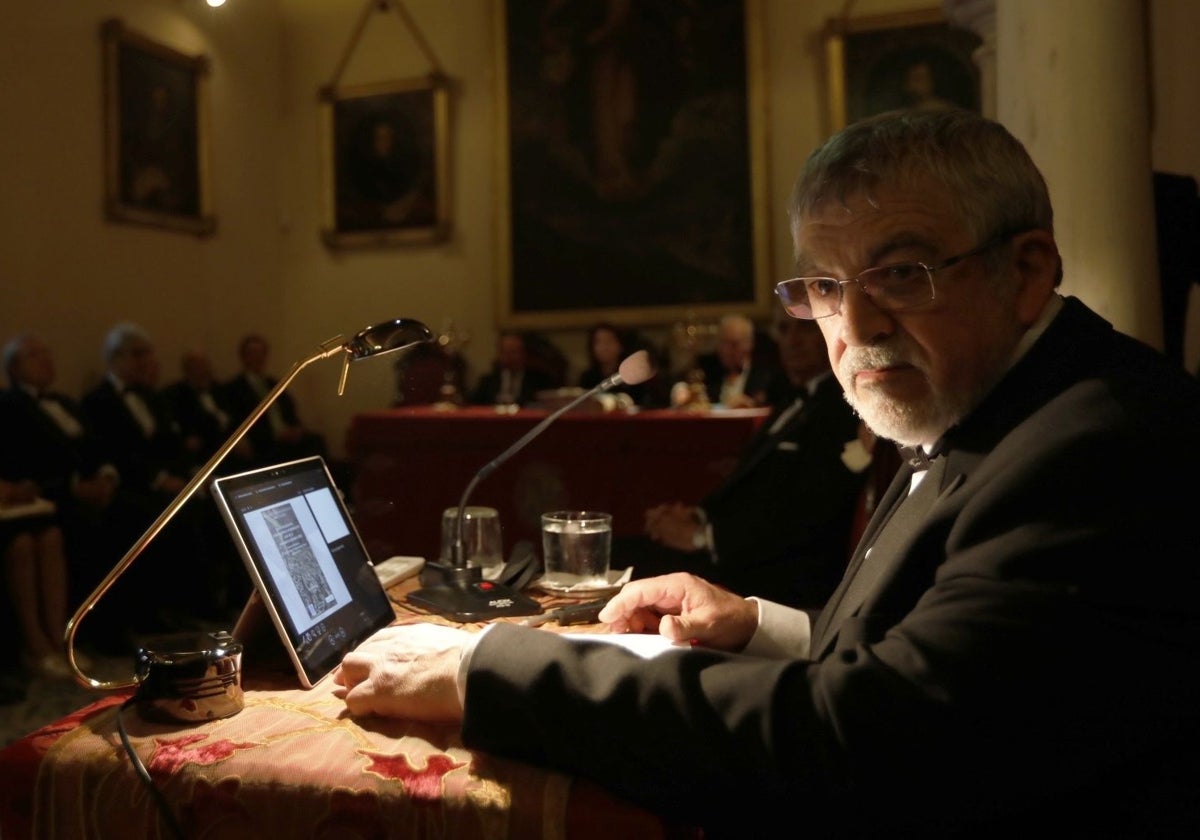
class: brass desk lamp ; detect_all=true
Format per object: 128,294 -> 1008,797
64,319 -> 434,698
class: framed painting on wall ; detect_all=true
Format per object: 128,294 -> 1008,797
823,8 -> 982,132
319,74 -> 452,249
495,0 -> 771,329
101,18 -> 215,236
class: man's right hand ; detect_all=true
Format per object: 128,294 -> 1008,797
598,573 -> 758,652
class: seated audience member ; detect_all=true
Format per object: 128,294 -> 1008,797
82,323 -> 232,637
0,333 -> 120,515
163,348 -> 250,473
469,331 -> 557,407
578,322 -> 667,408
392,341 -> 467,406
0,333 -> 152,632
331,110 -> 1200,836
1,479 -> 72,680
618,315 -> 872,607
675,313 -> 775,408
81,323 -> 190,498
222,333 -> 328,467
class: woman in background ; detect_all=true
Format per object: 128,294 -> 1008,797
578,322 -> 665,407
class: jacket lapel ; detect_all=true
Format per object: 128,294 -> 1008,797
812,458 -> 963,655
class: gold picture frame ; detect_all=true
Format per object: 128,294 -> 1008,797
823,8 -> 982,133
101,18 -> 215,236
319,74 -> 452,249
494,0 -> 772,330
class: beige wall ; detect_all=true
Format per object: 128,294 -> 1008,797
2,0 -> 1197,461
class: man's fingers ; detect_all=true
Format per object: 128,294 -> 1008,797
600,577 -> 680,622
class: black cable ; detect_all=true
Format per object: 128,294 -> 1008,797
116,697 -> 186,840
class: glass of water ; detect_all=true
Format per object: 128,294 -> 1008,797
540,510 -> 612,589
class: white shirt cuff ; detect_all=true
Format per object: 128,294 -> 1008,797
743,597 -> 812,659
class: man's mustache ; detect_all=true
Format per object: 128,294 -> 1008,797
839,344 -> 917,381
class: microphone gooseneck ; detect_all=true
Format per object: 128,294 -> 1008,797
452,349 -> 653,566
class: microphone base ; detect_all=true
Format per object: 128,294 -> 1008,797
407,571 -> 543,623
418,560 -> 483,588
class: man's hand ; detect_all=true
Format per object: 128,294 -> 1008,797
332,624 -> 470,722
598,573 -> 758,652
644,502 -> 702,551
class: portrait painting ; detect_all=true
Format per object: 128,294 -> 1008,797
824,8 -> 982,132
496,0 -> 770,329
102,19 -> 215,235
320,75 -> 451,249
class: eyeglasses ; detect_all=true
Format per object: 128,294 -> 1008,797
774,232 -> 1020,320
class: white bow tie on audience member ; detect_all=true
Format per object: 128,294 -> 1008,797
122,388 -> 157,438
38,395 -> 84,438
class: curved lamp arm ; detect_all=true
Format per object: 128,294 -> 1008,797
64,319 -> 433,691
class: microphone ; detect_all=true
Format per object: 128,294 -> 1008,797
408,350 -> 655,622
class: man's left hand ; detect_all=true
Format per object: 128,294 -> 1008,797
645,502 -> 702,551
332,624 -> 469,722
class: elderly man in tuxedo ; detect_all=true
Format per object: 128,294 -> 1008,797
1,332 -> 165,650
332,110 -> 1200,836
79,323 -> 231,637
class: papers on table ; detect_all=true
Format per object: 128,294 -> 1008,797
0,496 -> 56,521
561,632 -> 691,659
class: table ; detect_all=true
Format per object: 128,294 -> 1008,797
0,578 -> 698,839
347,406 -> 769,564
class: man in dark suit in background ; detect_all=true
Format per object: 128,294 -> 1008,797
81,323 -> 190,499
0,332 -> 114,673
222,333 -> 328,468
163,348 -> 250,475
468,330 -> 556,407
0,333 -> 120,526
80,323 -> 232,637
620,315 -> 873,608
678,313 -> 777,408
331,110 -> 1200,836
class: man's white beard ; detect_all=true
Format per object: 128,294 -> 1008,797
839,338 -> 1007,448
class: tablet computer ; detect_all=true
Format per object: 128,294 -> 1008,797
210,456 -> 395,688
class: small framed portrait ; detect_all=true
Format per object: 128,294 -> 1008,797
823,8 -> 982,132
101,18 -> 215,236
319,75 -> 452,249
495,0 -> 771,329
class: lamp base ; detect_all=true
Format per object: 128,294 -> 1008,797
407,564 -> 543,622
133,630 -> 244,723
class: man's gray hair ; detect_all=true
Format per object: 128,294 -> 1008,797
102,322 -> 152,364
1,332 -> 32,385
788,109 -> 1055,260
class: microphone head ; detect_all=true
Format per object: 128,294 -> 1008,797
617,349 -> 655,385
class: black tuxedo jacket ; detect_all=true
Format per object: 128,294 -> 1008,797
0,388 -> 110,504
691,351 -> 776,406
162,380 -> 235,465
80,379 -> 188,495
625,374 -> 865,607
468,366 -> 556,407
221,372 -> 301,457
461,297 -> 1200,835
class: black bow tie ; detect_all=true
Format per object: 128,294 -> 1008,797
899,441 -> 945,471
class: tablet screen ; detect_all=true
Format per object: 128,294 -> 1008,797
210,457 -> 394,688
